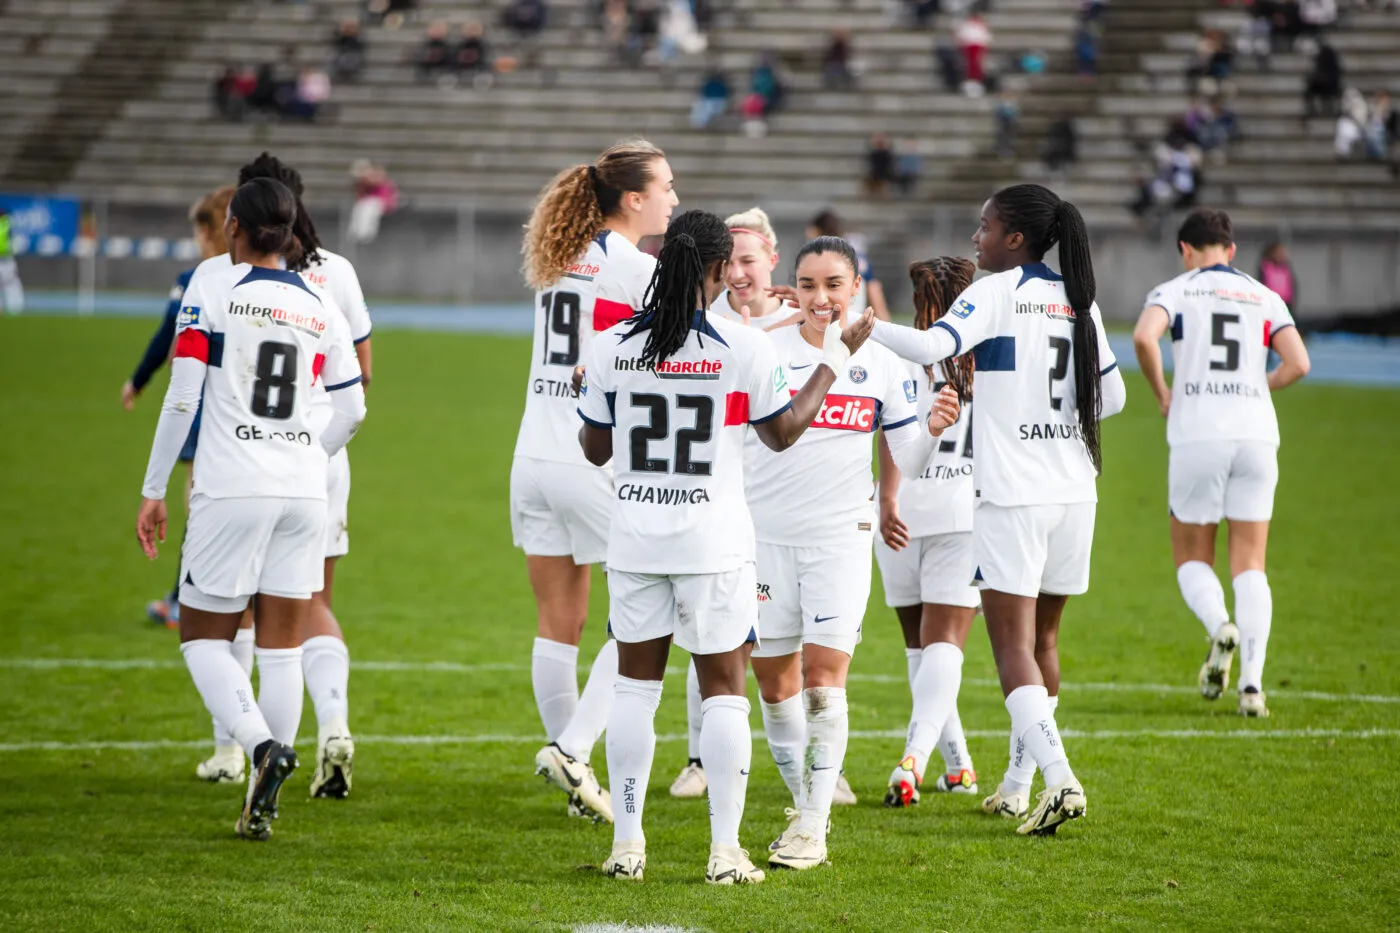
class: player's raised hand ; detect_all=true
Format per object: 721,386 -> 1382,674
764,284 -> 800,308
927,385 -> 961,436
740,304 -> 751,327
840,307 -> 876,355
136,498 -> 167,560
121,380 -> 139,410
760,308 -> 805,332
880,499 -> 910,551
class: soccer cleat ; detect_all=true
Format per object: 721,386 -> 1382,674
832,771 -> 858,806
982,783 -> 1030,819
603,842 -> 646,881
770,806 -> 831,851
1239,686 -> 1270,718
235,743 -> 298,841
884,757 -> 921,808
534,743 -> 613,823
669,759 -> 707,798
1017,781 -> 1087,836
768,830 -> 828,870
195,745 -> 245,784
310,733 -> 354,799
933,769 -> 980,795
706,845 -> 765,885
146,598 -> 178,629
1198,621 -> 1239,700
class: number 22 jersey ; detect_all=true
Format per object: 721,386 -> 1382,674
514,231 -> 656,465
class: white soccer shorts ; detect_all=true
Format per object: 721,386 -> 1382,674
179,494 -> 327,612
1169,440 -> 1279,525
752,537 -> 872,659
509,456 -> 611,565
973,502 -> 1097,599
607,564 -> 758,656
324,448 -> 351,559
874,531 -> 981,609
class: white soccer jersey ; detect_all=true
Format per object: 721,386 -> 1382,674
894,359 -> 975,538
899,263 -> 1117,507
1145,264 -> 1295,447
189,249 -> 373,344
578,311 -> 792,575
707,290 -> 792,329
746,324 -> 919,546
175,264 -> 361,500
515,231 -> 656,464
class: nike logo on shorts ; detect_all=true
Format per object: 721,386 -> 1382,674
813,615 -> 837,624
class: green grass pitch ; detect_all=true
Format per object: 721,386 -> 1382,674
1,317 -> 1397,932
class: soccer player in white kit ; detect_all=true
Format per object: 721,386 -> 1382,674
746,237 -> 960,871
519,141 -> 677,823
1132,208 -> 1310,719
182,155 -> 375,800
868,184 -> 1127,836
874,256 -> 984,808
136,178 -> 366,839
578,211 -> 875,884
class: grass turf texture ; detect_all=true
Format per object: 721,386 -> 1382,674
1,317 -> 1397,932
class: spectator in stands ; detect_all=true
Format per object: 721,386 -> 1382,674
1186,29 -> 1232,96
286,68 -> 331,121
1304,42 -> 1343,118
213,65 -> 255,121
453,22 -> 490,77
626,0 -> 664,67
331,19 -> 366,83
416,21 -> 452,83
907,0 -> 942,28
1185,97 -> 1238,158
1130,122 -> 1201,217
503,0 -> 548,38
1042,114 -> 1078,171
865,133 -> 898,197
994,90 -> 1019,158
934,33 -> 963,92
956,12 -> 992,95
691,66 -> 730,128
246,63 -> 285,117
823,28 -> 856,89
365,0 -> 416,30
1335,88 -> 1369,157
1258,242 -> 1297,313
750,50 -> 786,115
1298,0 -> 1338,40
1075,23 -> 1100,78
1365,91 -> 1393,161
659,0 -> 707,62
602,0 -> 631,62
896,137 -> 923,195
348,160 -> 399,245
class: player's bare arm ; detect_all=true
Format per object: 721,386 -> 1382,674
1133,305 -> 1172,417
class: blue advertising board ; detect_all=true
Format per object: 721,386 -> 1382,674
0,193 -> 81,256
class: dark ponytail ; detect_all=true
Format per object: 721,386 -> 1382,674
229,177 -> 302,266
238,151 -> 323,272
990,183 -> 1103,471
793,235 -> 859,278
909,256 -> 977,402
627,210 -> 732,364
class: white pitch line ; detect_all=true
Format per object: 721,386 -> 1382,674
3,657 -> 1397,704
1,727 -> 1397,754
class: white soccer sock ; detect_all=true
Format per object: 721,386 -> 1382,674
213,628 -> 256,747
1006,684 -> 1075,788
531,637 -> 579,741
1234,570 -> 1272,692
180,639 -> 272,759
700,693 -> 753,849
254,647 -> 304,748
799,687 -> 848,841
905,647 -> 923,696
1177,561 -> 1230,638
607,675 -> 663,846
1049,695 -> 1060,713
685,659 -> 703,763
302,635 -> 351,742
901,642 -> 963,777
937,707 -> 973,776
1002,723 -> 1036,795
759,693 -> 805,807
556,639 -> 618,763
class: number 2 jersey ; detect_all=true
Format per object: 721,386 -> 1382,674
578,311 -> 792,575
175,263 -> 361,499
1145,264 -> 1294,448
514,231 -> 656,465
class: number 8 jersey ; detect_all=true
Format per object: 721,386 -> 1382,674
514,231 -> 656,464
176,264 -> 361,499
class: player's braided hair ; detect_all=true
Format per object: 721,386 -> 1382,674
238,152 -> 323,273
522,139 -> 666,290
229,178 -> 301,265
909,256 -> 976,401
990,183 -> 1104,472
627,210 -> 732,364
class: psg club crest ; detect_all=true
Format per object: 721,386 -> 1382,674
848,365 -> 868,384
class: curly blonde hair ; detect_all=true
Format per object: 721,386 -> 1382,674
522,139 -> 666,290
909,256 -> 976,401
189,184 -> 235,256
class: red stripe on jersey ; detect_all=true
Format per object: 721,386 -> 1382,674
594,298 -> 633,331
312,352 -> 326,385
174,328 -> 209,363
723,391 -> 750,426
1263,321 -> 1272,346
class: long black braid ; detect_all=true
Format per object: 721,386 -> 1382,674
990,183 -> 1104,472
238,152 -> 324,273
627,210 -> 733,364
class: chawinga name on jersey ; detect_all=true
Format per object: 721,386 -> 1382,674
617,483 -> 712,505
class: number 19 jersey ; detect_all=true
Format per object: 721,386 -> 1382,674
176,264 -> 361,500
514,231 -> 656,464
1145,264 -> 1294,448
578,312 -> 792,575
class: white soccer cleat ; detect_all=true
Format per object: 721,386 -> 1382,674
535,743 -> 613,823
310,733 -> 354,799
706,845 -> 765,885
669,760 -> 707,798
832,771 -> 858,806
768,830 -> 828,870
196,745 -> 245,784
1198,622 -> 1239,700
884,758 -> 921,808
1238,686 -> 1270,718
1017,781 -> 1087,836
603,841 -> 646,881
933,769 -> 980,796
770,807 -> 801,851
982,783 -> 1030,819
